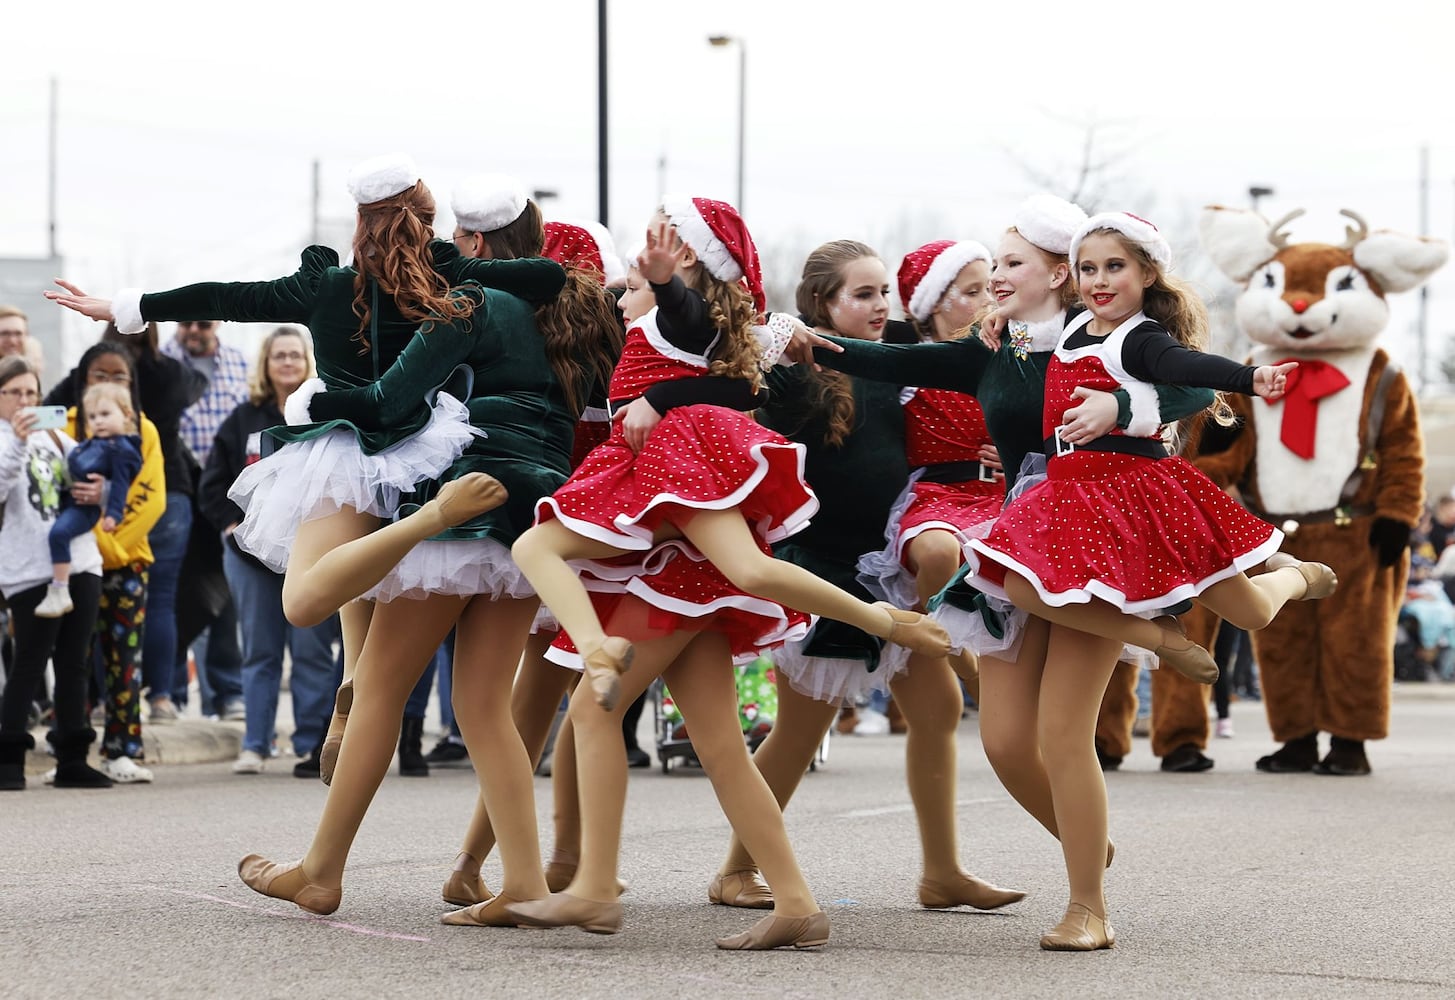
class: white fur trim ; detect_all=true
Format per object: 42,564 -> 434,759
1073,212 -> 1172,269
1197,205 -> 1277,283
1353,231 -> 1450,294
113,288 -> 146,336
452,173 -> 528,233
661,195 -> 741,282
346,153 -> 419,205
1122,381 -> 1162,437
907,241 -> 993,322
1014,194 -> 1088,255
284,377 -> 326,425
577,219 -> 626,285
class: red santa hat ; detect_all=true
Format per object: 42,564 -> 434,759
898,240 -> 993,322
452,173 -> 530,233
347,152 -> 421,205
660,195 -> 765,314
543,219 -> 625,285
1072,212 -> 1173,269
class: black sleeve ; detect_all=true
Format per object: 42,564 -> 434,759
44,369 -> 78,407
1121,325 -> 1257,395
642,376 -> 759,415
648,275 -> 715,354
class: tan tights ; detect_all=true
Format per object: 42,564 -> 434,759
452,631 -> 580,884
512,511 -> 897,659
565,625 -> 818,918
908,528 -> 980,696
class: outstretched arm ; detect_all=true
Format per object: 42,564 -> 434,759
809,336 -> 995,395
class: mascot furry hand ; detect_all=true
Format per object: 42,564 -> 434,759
1196,206 -> 1447,777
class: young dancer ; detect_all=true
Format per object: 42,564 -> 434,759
710,239 -> 1023,915
46,155 -> 566,782
511,199 -> 950,718
34,383 -> 143,619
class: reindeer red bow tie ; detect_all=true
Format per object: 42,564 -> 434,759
1269,358 -> 1350,459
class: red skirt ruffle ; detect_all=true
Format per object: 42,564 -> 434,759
966,452 -> 1281,613
535,404 -> 817,550
895,479 -> 1003,566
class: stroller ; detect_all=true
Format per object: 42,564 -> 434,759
651,655 -> 830,774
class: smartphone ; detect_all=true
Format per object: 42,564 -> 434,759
22,405 -> 68,430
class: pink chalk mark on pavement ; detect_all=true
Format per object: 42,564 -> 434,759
170,890 -> 431,942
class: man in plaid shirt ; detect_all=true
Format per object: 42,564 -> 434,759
162,320 -> 251,720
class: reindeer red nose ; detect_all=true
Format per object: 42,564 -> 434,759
1291,299 -> 1309,314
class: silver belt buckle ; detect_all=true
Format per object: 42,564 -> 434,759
1054,426 -> 1076,456
978,463 -> 998,483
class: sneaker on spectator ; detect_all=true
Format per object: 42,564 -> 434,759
424,735 -> 470,765
853,708 -> 891,736
1215,717 -> 1235,739
232,750 -> 265,774
1132,716 -> 1151,738
148,698 -> 179,724
89,704 -> 105,727
292,746 -> 322,779
100,756 -> 154,783
221,700 -> 247,723
41,768 -> 56,785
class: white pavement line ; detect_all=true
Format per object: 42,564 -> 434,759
838,797 -> 1001,818
168,890 -> 431,942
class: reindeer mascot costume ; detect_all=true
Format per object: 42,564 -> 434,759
1187,206 -> 1444,775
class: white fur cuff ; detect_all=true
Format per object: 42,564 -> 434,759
1122,381 -> 1162,437
113,289 -> 146,336
285,378 -> 327,425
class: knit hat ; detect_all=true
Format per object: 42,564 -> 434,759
543,220 -> 625,285
452,174 -> 529,233
660,195 -> 764,314
1072,212 -> 1173,269
1013,194 -> 1088,255
347,153 -> 420,205
898,240 -> 993,322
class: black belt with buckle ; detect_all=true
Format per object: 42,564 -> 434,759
1243,500 -> 1374,535
919,461 -> 1000,485
1043,429 -> 1167,460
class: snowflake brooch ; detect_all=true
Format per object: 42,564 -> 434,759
1007,321 -> 1033,361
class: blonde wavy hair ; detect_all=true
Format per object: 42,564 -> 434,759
250,326 -> 316,406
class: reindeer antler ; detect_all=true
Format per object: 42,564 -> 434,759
1267,209 -> 1306,249
1338,209 -> 1369,250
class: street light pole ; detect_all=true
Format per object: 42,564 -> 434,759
708,35 -> 745,212
598,0 -> 609,227
1248,185 -> 1274,214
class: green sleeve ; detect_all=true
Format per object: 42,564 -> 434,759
434,243 -> 567,306
308,297 -> 485,429
141,246 -> 337,324
810,336 -> 992,395
1111,385 -> 1215,429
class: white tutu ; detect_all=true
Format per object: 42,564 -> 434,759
229,393 -> 479,573
933,593 -> 1027,661
772,638 -> 909,707
361,537 -> 534,603
855,470 -> 924,608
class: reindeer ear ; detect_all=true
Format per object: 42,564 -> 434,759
1353,231 -> 1450,293
1198,205 -> 1278,283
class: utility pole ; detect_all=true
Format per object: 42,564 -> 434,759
311,158 -> 321,246
1418,145 -> 1429,394
597,0 -> 609,227
48,77 -> 58,259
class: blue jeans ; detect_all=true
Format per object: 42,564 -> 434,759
433,632 -> 459,736
224,546 -> 341,756
49,502 -> 99,565
141,491 -> 191,702
181,602 -> 244,714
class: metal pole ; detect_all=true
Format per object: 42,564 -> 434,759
48,77 -> 58,259
1418,144 -> 1429,394
735,42 -> 746,213
311,158 -> 321,245
597,0 -> 609,227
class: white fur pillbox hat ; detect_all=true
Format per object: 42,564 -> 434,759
347,153 -> 421,205
452,174 -> 530,234
1013,194 -> 1088,255
1071,212 -> 1173,269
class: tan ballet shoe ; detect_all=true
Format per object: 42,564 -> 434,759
318,679 -> 353,787
580,636 -> 634,712
237,855 -> 340,916
708,868 -> 774,909
440,892 -> 527,927
431,472 -> 509,529
543,851 -> 628,896
505,891 -> 623,935
715,910 -> 830,951
918,873 -> 1026,910
442,853 -> 493,907
1039,902 -> 1115,951
1106,840 -> 1116,869
873,602 -> 952,657
1266,552 -> 1338,600
1152,615 -> 1218,685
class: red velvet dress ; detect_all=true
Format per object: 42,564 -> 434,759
966,312 -> 1281,614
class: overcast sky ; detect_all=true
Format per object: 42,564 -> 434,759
4,0 -> 1453,381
